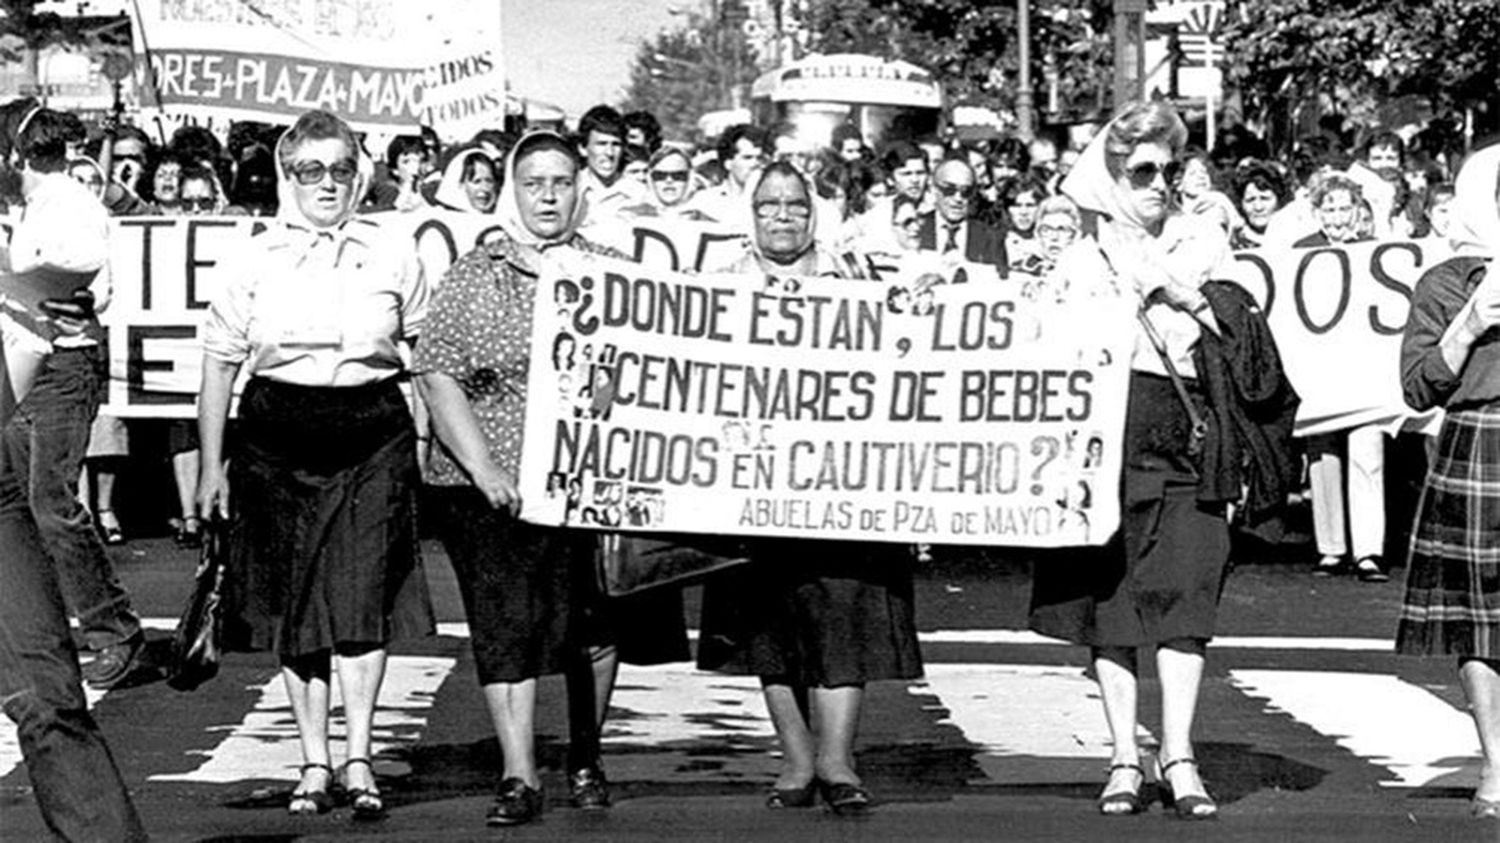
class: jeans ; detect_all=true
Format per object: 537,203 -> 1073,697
0,439 -> 147,841
1,346 -> 140,650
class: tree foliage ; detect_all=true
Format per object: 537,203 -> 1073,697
0,0 -> 130,65
619,9 -> 761,143
1225,0 -> 1500,136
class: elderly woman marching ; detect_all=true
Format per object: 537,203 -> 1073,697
414,130 -> 686,827
1396,144 -> 1500,819
1028,101 -> 1298,820
197,109 -> 434,819
697,161 -> 923,814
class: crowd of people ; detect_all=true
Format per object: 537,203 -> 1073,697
8,87 -> 1500,842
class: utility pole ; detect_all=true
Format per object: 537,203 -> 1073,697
1112,0 -> 1147,110
1016,0 -> 1035,140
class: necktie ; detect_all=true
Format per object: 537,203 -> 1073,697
943,224 -> 960,254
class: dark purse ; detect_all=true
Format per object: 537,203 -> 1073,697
167,520 -> 226,691
596,532 -> 750,597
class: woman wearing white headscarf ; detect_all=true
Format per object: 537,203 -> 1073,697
432,145 -> 500,214
197,109 -> 433,819
1028,101 -> 1297,820
1396,144 -> 1500,819
414,130 -> 686,826
697,160 -> 918,815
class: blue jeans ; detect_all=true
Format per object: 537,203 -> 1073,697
0,429 -> 147,841
1,346 -> 140,650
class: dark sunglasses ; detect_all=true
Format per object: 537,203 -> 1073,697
934,181 -> 975,198
182,196 -> 215,211
650,170 -> 690,183
1126,160 -> 1181,189
290,159 -> 358,186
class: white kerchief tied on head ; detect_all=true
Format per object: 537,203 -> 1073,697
1448,144 -> 1500,258
495,130 -> 589,251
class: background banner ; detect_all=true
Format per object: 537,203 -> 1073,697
517,252 -> 1135,547
130,0 -> 505,137
1223,238 -> 1452,435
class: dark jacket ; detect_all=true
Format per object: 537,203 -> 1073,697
1191,280 -> 1301,523
917,212 -> 1009,276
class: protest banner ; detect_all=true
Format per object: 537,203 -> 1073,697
583,216 -> 748,273
1223,238 -> 1452,435
517,252 -> 1135,547
130,0 -> 506,138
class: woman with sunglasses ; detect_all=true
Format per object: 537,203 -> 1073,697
621,146 -> 715,221
699,162 -> 921,814
198,109 -> 434,820
1030,101 -> 1297,820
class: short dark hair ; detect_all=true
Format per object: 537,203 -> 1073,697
622,110 -> 662,152
178,164 -> 218,197
717,124 -> 769,164
881,140 -> 925,174
461,151 -> 497,183
1363,129 -> 1405,162
577,105 -> 625,146
1232,159 -> 1292,207
386,134 -> 425,169
622,143 -> 650,166
17,109 -> 73,172
513,131 -> 581,171
831,122 -> 863,150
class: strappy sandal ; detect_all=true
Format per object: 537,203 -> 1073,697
1157,757 -> 1218,820
1097,762 -> 1146,815
175,514 -> 203,548
342,758 -> 385,821
288,762 -> 334,815
96,509 -> 124,545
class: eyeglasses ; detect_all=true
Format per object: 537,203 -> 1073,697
650,170 -> 690,183
1125,160 -> 1181,189
182,196 -> 216,211
934,181 -> 975,198
1037,224 -> 1077,238
290,159 -> 358,186
753,199 -> 811,219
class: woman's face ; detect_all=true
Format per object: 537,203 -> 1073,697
1116,141 -> 1175,226
463,159 -> 497,213
1178,158 -> 1212,199
68,161 -> 103,198
287,137 -> 357,228
1008,190 -> 1040,232
395,150 -> 425,183
1036,211 -> 1078,259
892,203 -> 922,251
751,170 -> 814,261
515,147 -> 578,240
1315,188 -> 1358,242
1240,182 -> 1280,231
155,161 -> 182,202
179,177 -> 217,215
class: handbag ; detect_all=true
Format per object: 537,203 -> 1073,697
1138,309 -> 1208,458
596,532 -> 750,597
167,519 -> 226,691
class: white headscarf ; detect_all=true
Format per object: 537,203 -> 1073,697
495,130 -> 589,250
272,113 -> 372,230
433,146 -> 499,214
1447,144 -> 1500,257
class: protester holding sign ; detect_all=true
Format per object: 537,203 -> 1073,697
1395,144 -> 1500,819
414,131 -> 687,826
196,110 -> 434,820
696,161 -> 922,814
1029,101 -> 1297,820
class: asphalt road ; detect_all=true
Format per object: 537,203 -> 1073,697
2,530 -> 1497,842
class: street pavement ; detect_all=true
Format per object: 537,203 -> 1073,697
2,532 -> 1498,841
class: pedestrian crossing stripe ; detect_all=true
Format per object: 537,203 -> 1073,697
0,630 -> 1476,790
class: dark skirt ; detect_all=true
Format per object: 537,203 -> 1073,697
427,486 -> 689,685
696,539 -> 923,687
1029,372 -> 1231,647
1396,405 -> 1500,657
221,377 -> 433,660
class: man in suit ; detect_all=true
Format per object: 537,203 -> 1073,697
917,156 -> 1009,276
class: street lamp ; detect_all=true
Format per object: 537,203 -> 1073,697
1017,0 -> 1035,140
1113,0 -> 1147,109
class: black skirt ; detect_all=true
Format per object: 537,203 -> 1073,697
697,538 -> 923,687
1029,372 -> 1231,647
428,486 -> 689,685
221,377 -> 433,659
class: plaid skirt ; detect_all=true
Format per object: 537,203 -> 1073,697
1396,405 -> 1500,657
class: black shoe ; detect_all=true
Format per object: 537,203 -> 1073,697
82,633 -> 142,689
175,515 -> 203,549
1311,555 -> 1347,578
766,780 -> 817,809
818,779 -> 872,815
487,777 -> 543,826
1356,556 -> 1390,583
568,765 -> 611,810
